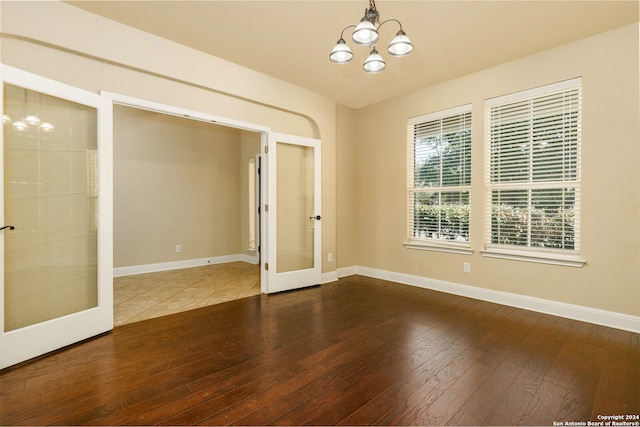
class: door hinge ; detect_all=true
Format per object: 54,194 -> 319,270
265,204 -> 269,212
265,262 -> 269,270
264,146 -> 269,154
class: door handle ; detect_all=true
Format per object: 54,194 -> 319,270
0,225 -> 15,231
309,215 -> 321,221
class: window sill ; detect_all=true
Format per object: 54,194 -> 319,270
480,248 -> 585,268
404,240 -> 473,255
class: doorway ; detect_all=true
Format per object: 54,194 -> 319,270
105,92 -> 323,319
1,69 -> 322,369
111,104 -> 263,325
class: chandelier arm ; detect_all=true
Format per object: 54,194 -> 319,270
376,18 -> 403,32
339,24 -> 358,39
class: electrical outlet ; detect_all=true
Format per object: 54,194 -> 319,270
463,262 -> 471,274
328,252 -> 333,262
176,244 -> 181,253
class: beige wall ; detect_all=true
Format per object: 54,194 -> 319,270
0,0 -> 337,273
336,104 -> 357,269
113,105 -> 262,267
343,23 -> 639,317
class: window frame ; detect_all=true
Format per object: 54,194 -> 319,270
481,78 -> 585,267
405,104 -> 473,255
247,157 -> 257,252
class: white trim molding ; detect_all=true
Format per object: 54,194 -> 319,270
481,248 -> 585,268
321,271 -> 339,284
404,240 -> 473,255
336,266 -> 358,277
117,256 -> 336,285
114,254 -> 258,277
337,266 -> 640,333
101,91 -> 271,134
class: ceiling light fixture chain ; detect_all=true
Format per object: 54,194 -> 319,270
329,0 -> 413,73
362,0 -> 380,26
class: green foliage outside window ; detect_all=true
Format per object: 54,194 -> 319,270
413,203 -> 574,249
491,204 -> 575,249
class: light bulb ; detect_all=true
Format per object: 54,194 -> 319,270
352,20 -> 379,46
363,48 -> 386,73
387,30 -> 413,56
24,114 -> 41,126
329,39 -> 354,64
11,120 -> 28,131
40,122 -> 55,132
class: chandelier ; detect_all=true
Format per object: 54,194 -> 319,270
329,0 -> 413,73
3,88 -> 55,133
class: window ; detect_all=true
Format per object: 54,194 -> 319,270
484,78 -> 584,267
248,158 -> 257,251
406,105 -> 472,254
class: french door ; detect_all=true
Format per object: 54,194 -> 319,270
265,132 -> 321,293
0,65 -> 113,369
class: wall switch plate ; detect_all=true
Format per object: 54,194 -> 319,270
328,252 -> 333,262
176,244 -> 181,253
463,262 -> 471,273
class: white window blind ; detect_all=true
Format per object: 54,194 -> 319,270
88,149 -> 98,231
485,78 -> 581,254
407,105 -> 472,246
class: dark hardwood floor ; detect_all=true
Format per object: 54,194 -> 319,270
1,275 -> 638,426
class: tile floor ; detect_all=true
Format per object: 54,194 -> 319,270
114,261 -> 261,326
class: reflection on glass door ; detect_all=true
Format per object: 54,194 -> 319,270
276,143 -> 314,273
266,132 -> 321,294
3,84 -> 98,331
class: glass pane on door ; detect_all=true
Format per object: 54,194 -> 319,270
276,142 -> 314,273
3,83 -> 98,332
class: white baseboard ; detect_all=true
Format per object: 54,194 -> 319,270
321,270 -> 339,284
239,253 -> 260,265
338,265 -> 640,333
114,254 -> 258,277
336,266 -> 357,277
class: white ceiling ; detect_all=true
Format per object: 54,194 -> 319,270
68,1 -> 638,109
